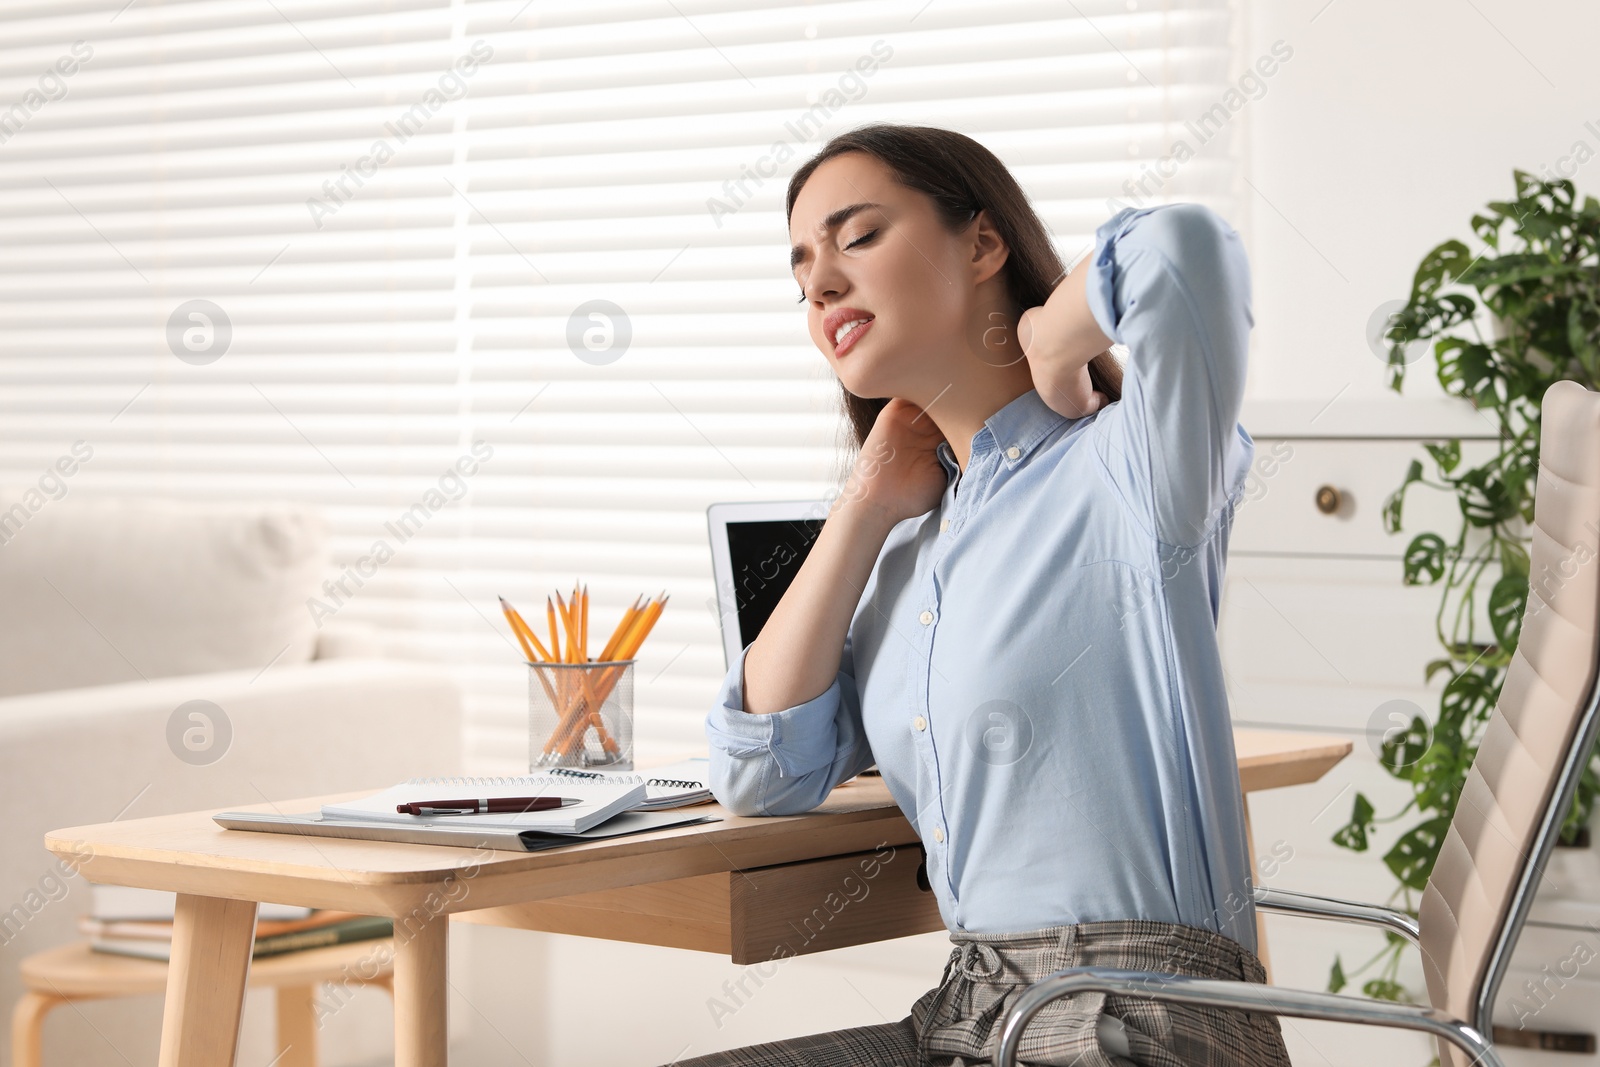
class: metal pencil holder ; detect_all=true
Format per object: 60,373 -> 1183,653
528,659 -> 635,771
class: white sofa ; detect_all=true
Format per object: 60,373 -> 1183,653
0,494 -> 462,1067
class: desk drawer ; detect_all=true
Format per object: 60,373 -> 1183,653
454,843 -> 943,965
1232,438 -> 1497,557
730,842 -> 941,964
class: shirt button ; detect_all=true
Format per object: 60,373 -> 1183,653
939,518 -> 950,533
913,715 -> 926,731
933,826 -> 945,843
919,610 -> 933,625
1006,445 -> 1021,460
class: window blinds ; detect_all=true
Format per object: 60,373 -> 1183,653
0,0 -> 1243,772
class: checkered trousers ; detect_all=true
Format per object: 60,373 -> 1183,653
665,919 -> 1291,1067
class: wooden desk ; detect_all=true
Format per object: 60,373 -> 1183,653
44,728 -> 1349,1067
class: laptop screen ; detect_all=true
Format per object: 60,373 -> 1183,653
725,516 -> 825,650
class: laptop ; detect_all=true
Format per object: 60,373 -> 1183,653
705,499 -> 879,776
705,499 -> 831,671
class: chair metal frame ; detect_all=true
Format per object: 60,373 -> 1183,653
997,510 -> 1600,1067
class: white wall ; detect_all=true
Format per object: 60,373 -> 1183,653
1245,0 -> 1598,410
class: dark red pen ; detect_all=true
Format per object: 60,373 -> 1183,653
397,796 -> 581,816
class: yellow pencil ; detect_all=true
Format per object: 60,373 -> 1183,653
555,591 -> 578,663
499,596 -> 538,662
545,589 -> 664,761
614,591 -> 667,659
599,595 -> 645,662
500,596 -> 552,662
579,584 -> 589,661
577,592 -> 668,724
543,587 -> 620,759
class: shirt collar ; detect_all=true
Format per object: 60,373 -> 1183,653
935,388 -> 1073,477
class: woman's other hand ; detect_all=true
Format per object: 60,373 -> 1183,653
1018,264 -> 1114,420
836,397 -> 950,525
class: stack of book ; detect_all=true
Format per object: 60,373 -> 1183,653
83,886 -> 392,962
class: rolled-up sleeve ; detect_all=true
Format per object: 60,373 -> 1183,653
704,629 -> 875,817
1083,202 -> 1255,549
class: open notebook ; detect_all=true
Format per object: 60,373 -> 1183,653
318,757 -> 712,834
320,772 -> 645,834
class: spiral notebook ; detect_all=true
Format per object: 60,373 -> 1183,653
543,757 -> 712,812
319,772 -> 646,834
317,757 -> 712,835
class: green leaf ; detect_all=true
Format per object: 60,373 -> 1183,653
1379,713 -> 1433,779
1424,657 -> 1455,684
1437,338 -> 1498,406
1362,977 -> 1408,1003
1384,459 -> 1426,534
1382,488 -> 1404,534
1469,213 -> 1502,248
1412,740 -> 1466,815
1569,298 -> 1600,381
1439,669 -> 1496,737
1381,303 -> 1436,371
1498,538 -> 1531,581
1488,573 -> 1529,650
1411,239 -> 1473,300
1333,792 -> 1376,852
1383,930 -> 1415,950
1328,956 -> 1347,994
1457,467 -> 1519,527
1437,293 -> 1478,329
1464,256 -> 1590,291
1383,814 -> 1452,891
1517,213 -> 1561,244
1403,533 -> 1447,585
1423,439 -> 1461,475
1547,176 -> 1576,208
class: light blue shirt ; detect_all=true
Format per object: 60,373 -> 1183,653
704,202 -> 1260,951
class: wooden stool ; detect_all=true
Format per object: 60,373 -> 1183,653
11,938 -> 395,1067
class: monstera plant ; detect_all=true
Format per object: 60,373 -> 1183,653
1327,169 -> 1600,1004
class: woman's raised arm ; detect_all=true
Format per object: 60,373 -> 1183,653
1022,203 -> 1254,548
705,397 -> 948,816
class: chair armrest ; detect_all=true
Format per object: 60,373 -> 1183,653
995,967 -> 1501,1067
1252,884 -> 1421,946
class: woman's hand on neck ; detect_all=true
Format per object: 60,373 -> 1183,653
1017,261 -> 1114,421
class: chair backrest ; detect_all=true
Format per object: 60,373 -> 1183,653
1419,379 -> 1600,1063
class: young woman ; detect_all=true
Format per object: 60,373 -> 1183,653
683,123 -> 1289,1067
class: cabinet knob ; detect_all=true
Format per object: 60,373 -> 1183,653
1315,485 -> 1342,515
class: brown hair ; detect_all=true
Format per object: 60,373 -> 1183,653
784,122 -> 1123,457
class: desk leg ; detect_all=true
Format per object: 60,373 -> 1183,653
393,912 -> 448,1066
275,985 -> 318,1067
158,894 -> 257,1067
1241,792 -> 1272,983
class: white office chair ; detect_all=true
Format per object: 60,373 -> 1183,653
999,379 -> 1600,1067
